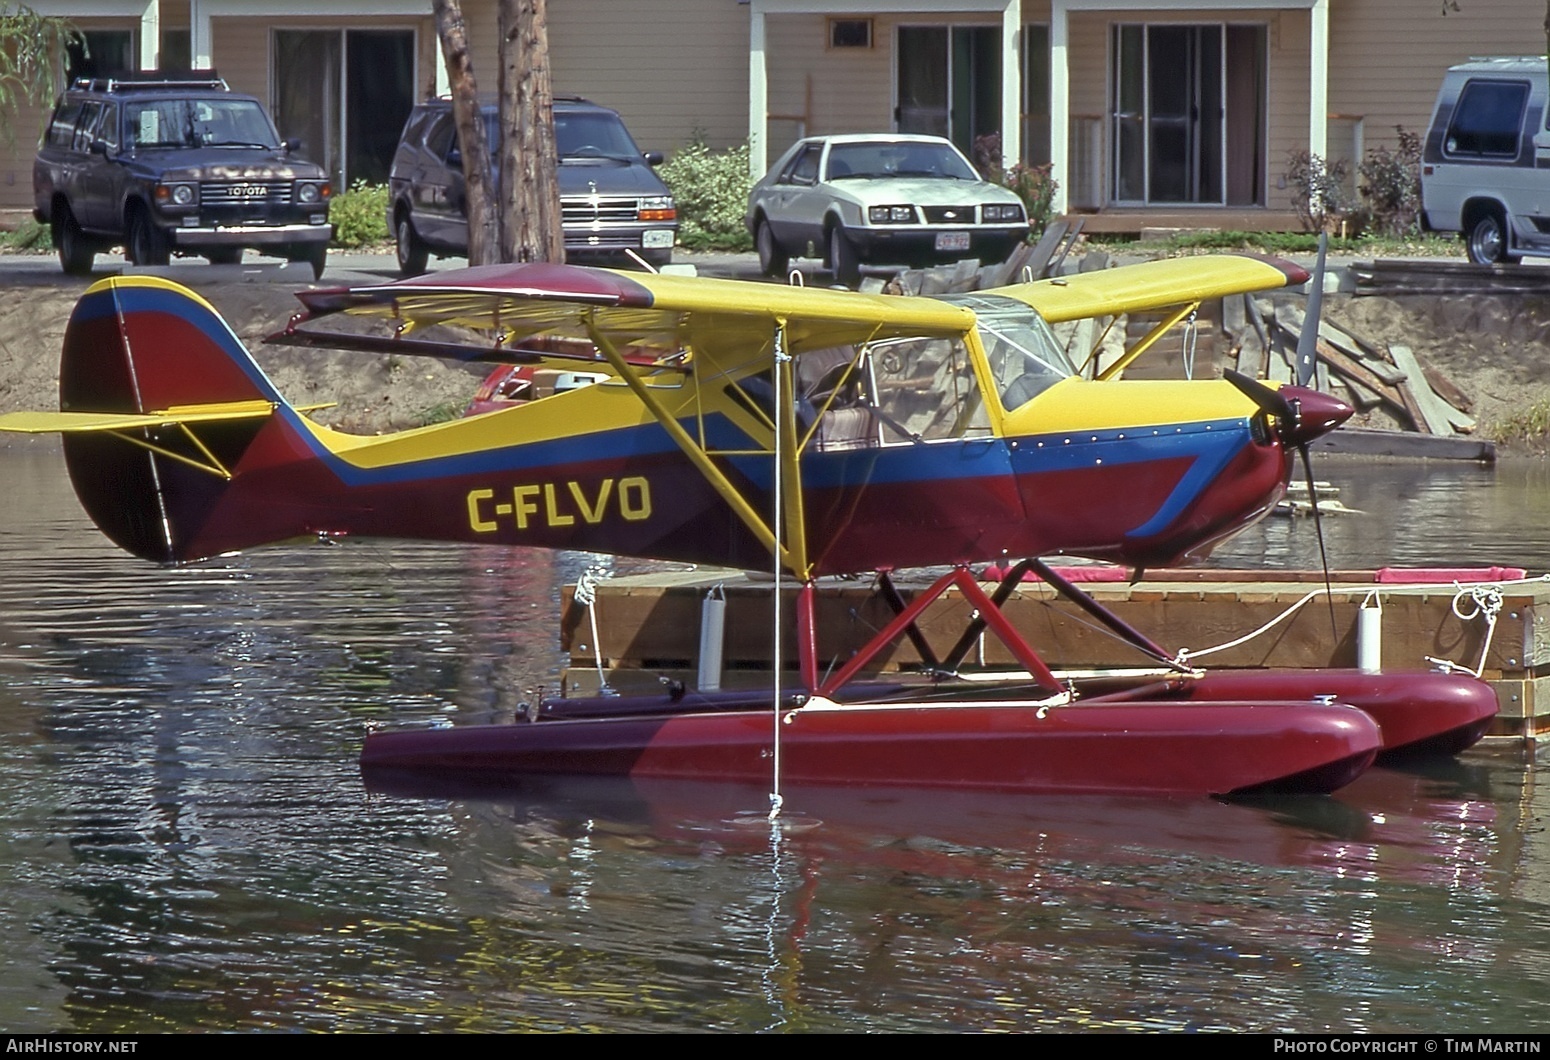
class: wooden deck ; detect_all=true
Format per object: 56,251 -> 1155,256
1072,208 -> 1306,236
560,567 -> 1550,739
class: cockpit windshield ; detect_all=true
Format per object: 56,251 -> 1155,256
946,293 -> 1076,411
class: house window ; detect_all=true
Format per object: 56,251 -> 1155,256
829,18 -> 872,49
1023,24 -> 1050,166
897,25 -> 1000,155
273,28 -> 416,187
1109,22 -> 1265,206
67,31 -> 134,81
160,30 -> 191,72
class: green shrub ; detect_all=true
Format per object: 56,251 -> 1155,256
0,217 -> 51,251
970,134 -> 1060,240
1004,162 -> 1059,240
328,180 -> 389,249
1359,127 -> 1422,237
658,137 -> 754,251
1284,150 -> 1358,234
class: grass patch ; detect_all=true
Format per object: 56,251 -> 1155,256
1086,230 -> 1461,258
0,218 -> 53,252
1488,399 -> 1550,452
415,399 -> 466,425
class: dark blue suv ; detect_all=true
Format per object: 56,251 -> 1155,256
387,97 -> 677,276
33,72 -> 334,278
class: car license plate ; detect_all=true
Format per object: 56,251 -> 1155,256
935,231 -> 970,252
642,229 -> 674,249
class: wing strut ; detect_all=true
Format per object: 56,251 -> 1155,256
1095,301 -> 1199,381
585,316 -> 812,579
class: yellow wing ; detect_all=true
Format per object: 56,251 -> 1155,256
990,253 -> 1308,323
293,263 -> 976,361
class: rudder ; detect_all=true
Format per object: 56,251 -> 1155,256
60,278 -> 288,563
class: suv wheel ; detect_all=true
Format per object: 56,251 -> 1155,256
756,218 -> 788,278
53,206 -> 95,276
395,213 -> 428,277
127,207 -> 170,267
288,243 -> 327,281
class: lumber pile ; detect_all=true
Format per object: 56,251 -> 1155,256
1222,293 -> 1477,438
1351,258 -> 1550,297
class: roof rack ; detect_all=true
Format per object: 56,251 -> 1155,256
70,69 -> 228,93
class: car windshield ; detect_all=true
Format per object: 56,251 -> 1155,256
556,112 -> 641,162
824,141 -> 979,181
471,110 -> 641,163
126,98 -> 279,149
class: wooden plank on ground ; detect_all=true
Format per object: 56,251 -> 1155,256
1388,343 -> 1456,436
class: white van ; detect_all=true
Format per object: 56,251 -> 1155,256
1420,57 -> 1550,264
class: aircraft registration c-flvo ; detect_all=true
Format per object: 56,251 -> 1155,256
0,255 -> 1497,798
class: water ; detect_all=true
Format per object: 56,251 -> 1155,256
4,444 -> 1550,1033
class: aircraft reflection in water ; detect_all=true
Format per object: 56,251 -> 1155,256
0,255 -> 1496,797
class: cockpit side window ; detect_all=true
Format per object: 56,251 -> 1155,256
867,335 -> 986,443
945,293 -> 1075,412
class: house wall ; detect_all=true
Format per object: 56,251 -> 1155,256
4,1 -> 1547,219
1326,0 -> 1547,152
459,0 -> 749,157
761,10 -> 1005,164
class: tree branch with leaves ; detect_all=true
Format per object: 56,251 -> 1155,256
0,5 -> 79,134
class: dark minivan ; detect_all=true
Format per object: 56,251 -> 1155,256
34,71 -> 333,277
387,97 -> 677,276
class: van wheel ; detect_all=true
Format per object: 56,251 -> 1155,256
1465,208 -> 1517,265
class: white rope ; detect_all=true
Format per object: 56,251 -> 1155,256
1176,574 -> 1545,674
1425,582 -> 1505,679
573,565 -> 616,696
1175,586 -> 1325,667
1181,308 -> 1198,381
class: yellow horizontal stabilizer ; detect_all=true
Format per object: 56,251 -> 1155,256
0,400 -> 274,435
992,254 -> 1306,323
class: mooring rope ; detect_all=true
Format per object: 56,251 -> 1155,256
1176,575 -> 1544,674
573,565 -> 616,696
1426,583 -> 1506,679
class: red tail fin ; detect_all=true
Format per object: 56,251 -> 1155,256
60,278 -> 288,563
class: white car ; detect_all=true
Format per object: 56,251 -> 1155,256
746,133 -> 1030,285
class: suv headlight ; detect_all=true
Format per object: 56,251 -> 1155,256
155,182 -> 198,207
983,203 -> 1025,223
296,181 -> 331,205
638,195 -> 675,222
868,205 -> 916,224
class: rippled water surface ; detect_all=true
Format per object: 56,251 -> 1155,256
4,445 -> 1550,1032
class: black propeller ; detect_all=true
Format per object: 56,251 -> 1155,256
1225,233 -> 1350,639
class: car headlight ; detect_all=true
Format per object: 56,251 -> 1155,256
983,203 -> 1025,223
297,182 -> 326,205
869,205 -> 916,224
638,195 -> 676,221
155,183 -> 197,207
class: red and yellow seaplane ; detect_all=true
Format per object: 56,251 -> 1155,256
0,253 -> 1495,797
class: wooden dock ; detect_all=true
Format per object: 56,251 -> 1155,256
560,567 -> 1550,739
